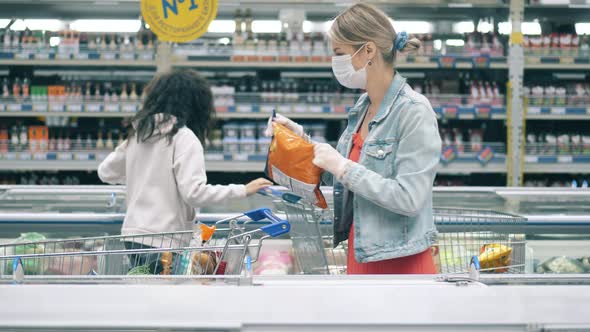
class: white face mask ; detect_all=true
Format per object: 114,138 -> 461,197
331,43 -> 369,89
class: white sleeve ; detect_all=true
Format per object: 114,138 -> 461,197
173,137 -> 246,207
97,141 -> 127,185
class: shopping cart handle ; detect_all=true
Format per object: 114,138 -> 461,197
244,208 -> 291,237
257,188 -> 302,204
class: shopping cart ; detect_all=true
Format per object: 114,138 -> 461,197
433,207 -> 527,275
259,188 -> 347,275
0,208 -> 290,282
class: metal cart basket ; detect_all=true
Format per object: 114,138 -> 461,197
0,208 -> 290,281
263,188 -> 527,275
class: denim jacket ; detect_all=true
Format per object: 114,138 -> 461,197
326,72 -> 442,263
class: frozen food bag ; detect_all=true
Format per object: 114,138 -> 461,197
478,243 -> 512,273
265,122 -> 327,209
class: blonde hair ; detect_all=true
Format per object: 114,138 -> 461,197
329,3 -> 421,63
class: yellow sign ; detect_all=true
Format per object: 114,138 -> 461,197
141,0 -> 217,43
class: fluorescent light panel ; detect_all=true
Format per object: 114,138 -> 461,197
453,21 -> 475,34
446,39 -> 465,47
391,20 -> 433,34
498,21 -> 542,35
70,19 -> 141,33
575,23 -> 590,35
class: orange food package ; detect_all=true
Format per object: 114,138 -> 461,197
265,123 -> 327,209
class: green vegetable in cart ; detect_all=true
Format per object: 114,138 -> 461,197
127,265 -> 152,275
4,233 -> 47,275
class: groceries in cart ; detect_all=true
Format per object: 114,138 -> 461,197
265,120 -> 328,209
478,243 -> 512,273
535,256 -> 587,274
0,209 -> 290,279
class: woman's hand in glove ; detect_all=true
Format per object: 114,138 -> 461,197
313,143 -> 352,180
264,114 -> 304,138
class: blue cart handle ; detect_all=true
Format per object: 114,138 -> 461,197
244,208 -> 290,237
257,188 -> 302,204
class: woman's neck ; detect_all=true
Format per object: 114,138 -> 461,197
366,65 -> 395,107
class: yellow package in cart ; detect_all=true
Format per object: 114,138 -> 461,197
478,243 -> 512,273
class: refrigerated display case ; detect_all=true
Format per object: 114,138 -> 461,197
0,185 -> 589,275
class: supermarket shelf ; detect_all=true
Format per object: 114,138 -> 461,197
0,59 -> 157,67
0,111 -> 137,118
527,106 -> 590,120
437,161 -> 506,174
0,160 -> 101,171
525,56 -> 590,70
0,158 -> 507,174
525,155 -> 590,173
174,61 -> 332,69
216,112 -> 347,120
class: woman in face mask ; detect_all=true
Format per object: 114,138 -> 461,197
269,3 -> 442,274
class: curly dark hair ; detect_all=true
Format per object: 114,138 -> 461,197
131,69 -> 215,144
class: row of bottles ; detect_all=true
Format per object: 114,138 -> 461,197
0,125 -> 124,152
1,77 -> 144,101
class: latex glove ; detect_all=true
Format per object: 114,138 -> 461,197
313,143 -> 353,180
264,113 -> 304,138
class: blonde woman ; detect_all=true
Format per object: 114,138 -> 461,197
271,3 -> 442,274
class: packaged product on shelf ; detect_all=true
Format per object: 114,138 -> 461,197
209,129 -> 223,153
544,133 -> 557,155
0,128 -> 7,153
571,134 -> 582,155
223,137 -> 240,154
240,123 -> 257,139
223,123 -> 240,139
557,134 -> 571,155
531,85 -> 544,106
265,123 -> 327,209
453,128 -> 464,153
555,86 -> 567,106
469,128 -> 484,153
544,85 -> 556,106
583,135 -> 590,155
240,138 -> 257,155
257,137 -> 271,154
526,133 -> 537,154
28,126 -> 48,153
254,251 -> 293,275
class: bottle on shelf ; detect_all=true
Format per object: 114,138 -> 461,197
85,134 -> 93,150
12,78 -> 21,99
22,78 -> 30,99
96,131 -> 105,150
57,132 -> 65,151
10,125 -> 19,151
19,125 -> 27,151
120,83 -> 129,100
106,131 -> 114,150
94,83 -> 101,101
2,78 -> 9,98
130,83 -> 138,100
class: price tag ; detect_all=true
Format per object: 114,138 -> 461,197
75,153 -> 90,161
57,153 -> 73,161
15,53 -> 30,60
472,56 -> 490,68
551,107 -> 566,115
260,105 -> 274,113
475,107 -> 491,118
75,53 -> 89,60
56,53 -> 70,60
561,57 -> 574,64
234,154 -> 249,161
36,53 -> 51,60
96,152 -> 109,161
7,104 -> 21,112
309,105 -> 323,113
33,103 -> 48,112
102,52 -> 117,60
528,107 -> 541,115
121,103 -> 137,113
237,105 -> 252,113
443,107 -> 458,119
5,152 -> 17,160
120,53 -> 135,60
140,52 -> 154,60
0,103 -> 4,112
526,56 -> 540,64
294,104 -> 307,113
206,154 -> 224,161
558,155 -> 573,163
67,104 -> 83,112
104,103 -> 119,112
86,103 -> 102,112
50,104 -> 65,112
438,56 -> 456,69
33,152 -> 47,160
278,104 -> 291,113
19,153 -> 32,161
525,155 -> 539,163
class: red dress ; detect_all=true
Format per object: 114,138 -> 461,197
347,132 -> 436,274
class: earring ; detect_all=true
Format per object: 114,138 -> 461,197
368,60 -> 373,66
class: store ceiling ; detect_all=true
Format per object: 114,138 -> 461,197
0,0 -> 585,22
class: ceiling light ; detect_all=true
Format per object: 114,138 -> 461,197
498,21 -> 541,35
207,20 -> 235,34
446,39 -> 465,47
70,19 -> 141,33
391,20 -> 433,34
453,21 -> 475,34
575,23 -> 590,35
252,20 -> 282,34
